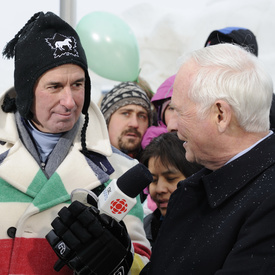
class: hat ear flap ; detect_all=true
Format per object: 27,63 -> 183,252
1,92 -> 16,113
82,70 -> 91,114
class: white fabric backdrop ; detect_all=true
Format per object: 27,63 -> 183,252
1,0 -> 274,105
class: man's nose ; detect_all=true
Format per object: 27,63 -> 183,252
128,115 -> 139,128
167,113 -> 178,132
60,87 -> 75,110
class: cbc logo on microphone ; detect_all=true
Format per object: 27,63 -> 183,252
110,199 -> 128,214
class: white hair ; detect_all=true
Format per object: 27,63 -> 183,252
177,43 -> 273,132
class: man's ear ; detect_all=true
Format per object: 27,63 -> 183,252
214,100 -> 232,133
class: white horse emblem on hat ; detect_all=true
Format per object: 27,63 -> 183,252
55,38 -> 72,50
45,33 -> 79,58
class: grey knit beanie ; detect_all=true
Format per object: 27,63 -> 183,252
100,81 -> 152,125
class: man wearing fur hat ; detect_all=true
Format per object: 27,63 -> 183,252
100,82 -> 152,161
0,11 -> 150,274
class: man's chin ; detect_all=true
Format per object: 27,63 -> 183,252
119,142 -> 140,153
185,151 -> 196,163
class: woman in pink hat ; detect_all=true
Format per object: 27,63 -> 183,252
141,74 -> 176,215
141,74 -> 176,149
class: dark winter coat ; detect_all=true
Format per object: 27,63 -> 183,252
141,133 -> 275,274
143,208 -> 163,248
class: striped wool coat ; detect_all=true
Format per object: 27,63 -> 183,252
0,92 -> 151,275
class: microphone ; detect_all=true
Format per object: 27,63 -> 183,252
71,163 -> 153,221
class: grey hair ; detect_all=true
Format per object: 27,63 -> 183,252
177,43 -> 273,132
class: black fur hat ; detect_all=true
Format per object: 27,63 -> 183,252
2,11 -> 91,119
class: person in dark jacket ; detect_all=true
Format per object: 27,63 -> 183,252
140,132 -> 202,248
140,43 -> 275,274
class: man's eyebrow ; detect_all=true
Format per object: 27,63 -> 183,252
46,81 -> 61,86
45,77 -> 85,86
75,77 -> 85,82
118,107 -> 148,114
118,107 -> 134,112
71,77 -> 85,84
138,111 -> 149,115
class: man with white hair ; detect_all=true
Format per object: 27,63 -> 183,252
141,43 -> 275,274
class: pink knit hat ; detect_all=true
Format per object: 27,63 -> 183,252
151,74 -> 176,122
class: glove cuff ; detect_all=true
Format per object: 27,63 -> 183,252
109,234 -> 134,275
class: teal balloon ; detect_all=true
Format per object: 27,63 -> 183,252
76,11 -> 140,82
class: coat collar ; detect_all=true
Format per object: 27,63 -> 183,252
201,133 -> 275,208
79,100 -> 112,157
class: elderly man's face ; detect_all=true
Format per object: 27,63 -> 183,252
172,61 -> 218,166
31,64 -> 85,133
108,104 -> 149,154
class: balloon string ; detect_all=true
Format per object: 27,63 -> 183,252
135,68 -> 141,82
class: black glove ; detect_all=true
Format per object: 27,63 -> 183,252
45,200 -> 133,275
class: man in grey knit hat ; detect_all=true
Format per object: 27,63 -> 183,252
101,81 -> 152,161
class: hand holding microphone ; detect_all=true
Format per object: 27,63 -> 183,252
45,163 -> 152,275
